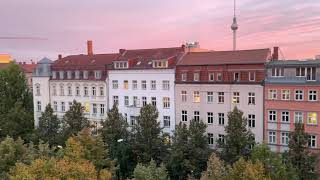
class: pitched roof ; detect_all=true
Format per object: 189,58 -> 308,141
177,48 -> 271,66
19,63 -> 37,73
52,53 -> 119,68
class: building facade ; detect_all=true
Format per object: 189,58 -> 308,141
175,49 -> 271,147
265,60 -> 320,152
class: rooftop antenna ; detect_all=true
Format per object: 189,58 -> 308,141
231,0 -> 238,51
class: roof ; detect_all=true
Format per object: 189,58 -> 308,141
115,47 -> 184,69
19,63 -> 37,73
38,57 -> 53,64
52,53 -> 119,68
267,59 -> 320,67
177,48 -> 271,66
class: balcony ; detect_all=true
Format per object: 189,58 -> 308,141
265,76 -> 318,84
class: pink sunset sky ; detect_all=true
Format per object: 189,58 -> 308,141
0,0 -> 319,61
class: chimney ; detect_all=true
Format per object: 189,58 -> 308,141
119,49 -> 126,55
87,40 -> 93,56
273,47 -> 279,60
58,54 -> 62,60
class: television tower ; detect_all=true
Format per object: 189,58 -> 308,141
231,0 -> 238,51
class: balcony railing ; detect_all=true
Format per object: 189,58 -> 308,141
265,76 -> 317,84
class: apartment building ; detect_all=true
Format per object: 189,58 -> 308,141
175,49 -> 271,147
265,59 -> 320,152
32,41 -> 118,130
108,47 -> 185,134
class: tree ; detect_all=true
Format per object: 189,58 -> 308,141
201,153 -> 229,180
133,159 -> 168,180
250,144 -> 298,180
37,104 -> 61,146
167,121 -> 210,179
229,158 -> 269,180
287,122 -> 316,179
132,104 -> 166,164
0,62 -> 34,140
61,100 -> 90,141
100,104 -> 134,179
218,107 -> 255,164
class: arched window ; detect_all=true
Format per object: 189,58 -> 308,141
35,83 -> 40,96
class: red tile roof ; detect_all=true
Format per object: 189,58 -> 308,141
177,49 -> 271,66
19,63 -> 37,73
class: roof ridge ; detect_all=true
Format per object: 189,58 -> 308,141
125,46 -> 182,51
187,48 -> 269,54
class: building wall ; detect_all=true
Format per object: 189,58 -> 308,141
108,69 -> 176,134
33,76 -> 51,126
175,84 -> 264,147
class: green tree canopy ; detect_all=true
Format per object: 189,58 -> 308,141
133,159 -> 168,180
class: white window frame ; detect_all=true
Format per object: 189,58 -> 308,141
248,92 -> 255,105
141,80 -> 147,90
308,90 -> 317,101
207,112 -> 213,124
218,113 -> 225,125
271,68 -> 284,77
218,92 -> 224,103
268,89 -> 277,100
181,73 -> 187,81
268,131 -> 276,144
194,72 -> 200,81
181,110 -> 188,122
294,111 -> 303,123
112,80 -> 118,89
295,90 -> 303,101
281,90 -> 290,100
307,112 -> 317,125
194,111 -> 200,121
208,133 -> 214,145
208,73 -> 214,81
163,116 -> 170,127
281,111 -> 290,123
308,135 -> 317,148
162,80 -> 170,90
151,80 -> 156,90
163,97 -> 170,109
248,114 -> 256,128
207,92 -> 213,103
249,72 -> 255,81
268,110 -> 277,122
232,92 -> 240,104
193,91 -> 200,103
281,132 -> 289,145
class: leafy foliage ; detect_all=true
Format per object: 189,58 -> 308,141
133,159 -> 168,180
201,153 -> 229,180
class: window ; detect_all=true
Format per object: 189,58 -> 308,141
271,68 -> 284,77
218,134 -> 225,144
37,101 -> 41,111
268,89 -> 277,100
207,92 -> 213,103
249,72 -> 255,81
112,80 -> 118,89
113,96 -> 119,106
76,86 -> 80,96
75,71 -> 80,79
208,73 -> 214,81
130,116 -> 136,126
67,71 -> 72,79
207,112 -> 213,124
218,92 -> 224,103
35,84 -> 40,96
99,86 -> 104,96
308,90 -> 317,101
67,86 -> 72,96
162,80 -> 170,90
59,71 -> 64,79
281,132 -> 289,145
52,71 -> 57,79
153,60 -> 168,68
294,112 -> 303,123
194,91 -> 200,103
52,85 -> 57,96
83,71 -> 88,79
124,96 -> 129,106
194,72 -> 200,81
151,97 -> 157,106
232,92 -> 240,104
151,80 -> 156,90
163,116 -> 170,127
218,113 -> 225,125
307,112 -> 317,125
92,86 -> 96,96
181,73 -> 187,81
181,110 -> 188,122
308,135 -> 317,148
132,80 -> 138,90
217,73 -> 222,81
124,80 -> 129,89
194,111 -> 200,122
61,102 -> 65,112
92,104 -> 97,115
281,90 -> 290,100
60,85 -> 64,96
296,67 -> 306,77
248,92 -> 255,105
295,90 -> 303,101
142,97 -> 147,106
84,86 -> 88,96
181,91 -> 187,102
68,102 -> 72,110
114,61 -> 128,69
208,133 -> 214,145
268,110 -> 277,122
281,111 -> 290,123
248,114 -> 256,128
141,80 -> 147,90
268,131 -> 276,144
95,71 -> 102,79
100,104 -> 105,115
306,67 -> 316,81
133,96 -> 138,107
53,101 -> 58,111
233,72 -> 240,82
163,97 -> 170,109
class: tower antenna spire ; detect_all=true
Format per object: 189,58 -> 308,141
231,0 -> 238,51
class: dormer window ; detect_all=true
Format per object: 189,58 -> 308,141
59,71 -> 64,79
67,71 -> 72,79
114,61 -> 128,69
52,71 -> 57,79
234,72 -> 240,82
181,73 -> 187,81
153,60 -> 168,68
83,71 -> 89,79
75,71 -> 80,79
194,72 -> 200,81
95,71 -> 102,79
